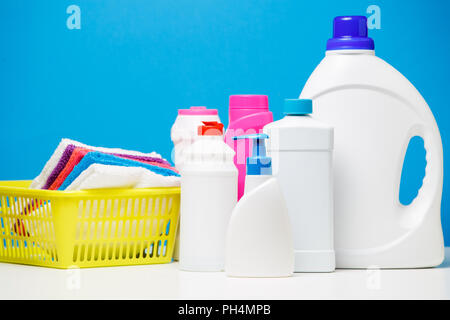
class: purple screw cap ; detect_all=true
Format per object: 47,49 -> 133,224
326,16 -> 375,51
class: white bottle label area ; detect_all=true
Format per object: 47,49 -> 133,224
314,89 -> 424,249
272,151 -> 333,250
179,172 -> 237,271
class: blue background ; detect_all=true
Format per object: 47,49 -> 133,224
1,1 -> 449,243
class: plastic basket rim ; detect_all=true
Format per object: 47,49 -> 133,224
0,180 -> 180,198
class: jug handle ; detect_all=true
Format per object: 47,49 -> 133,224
399,122 -> 443,225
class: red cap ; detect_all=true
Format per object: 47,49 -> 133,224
198,121 -> 224,136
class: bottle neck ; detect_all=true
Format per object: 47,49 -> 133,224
326,49 -> 375,56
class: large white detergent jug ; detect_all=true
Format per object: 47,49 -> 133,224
300,16 -> 444,268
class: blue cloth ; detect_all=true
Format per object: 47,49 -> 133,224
58,151 -> 180,190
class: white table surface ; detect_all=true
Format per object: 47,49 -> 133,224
1,248 -> 450,300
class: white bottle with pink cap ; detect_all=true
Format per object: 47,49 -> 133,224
171,106 -> 221,169
171,106 -> 220,260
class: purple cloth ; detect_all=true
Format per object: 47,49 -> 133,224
42,144 -> 76,189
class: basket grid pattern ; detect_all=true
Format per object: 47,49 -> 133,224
72,197 -> 174,264
0,181 -> 180,268
0,195 -> 58,264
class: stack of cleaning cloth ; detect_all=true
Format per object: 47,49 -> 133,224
31,138 -> 180,191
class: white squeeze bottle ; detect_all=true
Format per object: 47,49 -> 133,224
300,16 -> 444,268
179,121 -> 237,271
171,106 -> 220,260
226,134 -> 294,277
264,99 -> 335,272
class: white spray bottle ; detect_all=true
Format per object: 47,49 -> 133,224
225,134 -> 294,278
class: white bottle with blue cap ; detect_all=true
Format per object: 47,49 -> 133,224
264,99 -> 335,272
225,133 -> 294,277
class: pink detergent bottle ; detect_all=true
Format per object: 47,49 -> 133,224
224,95 -> 273,200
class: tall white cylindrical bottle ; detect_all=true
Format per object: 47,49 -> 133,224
264,99 -> 335,272
179,121 -> 238,271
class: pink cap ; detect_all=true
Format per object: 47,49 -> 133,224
229,95 -> 269,110
178,106 -> 218,116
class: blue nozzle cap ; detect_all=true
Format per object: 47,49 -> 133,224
233,134 -> 272,175
327,16 -> 374,51
284,99 -> 312,115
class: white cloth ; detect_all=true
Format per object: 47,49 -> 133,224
30,138 -> 162,189
65,164 -> 180,191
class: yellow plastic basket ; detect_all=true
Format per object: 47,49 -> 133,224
0,181 -> 180,269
